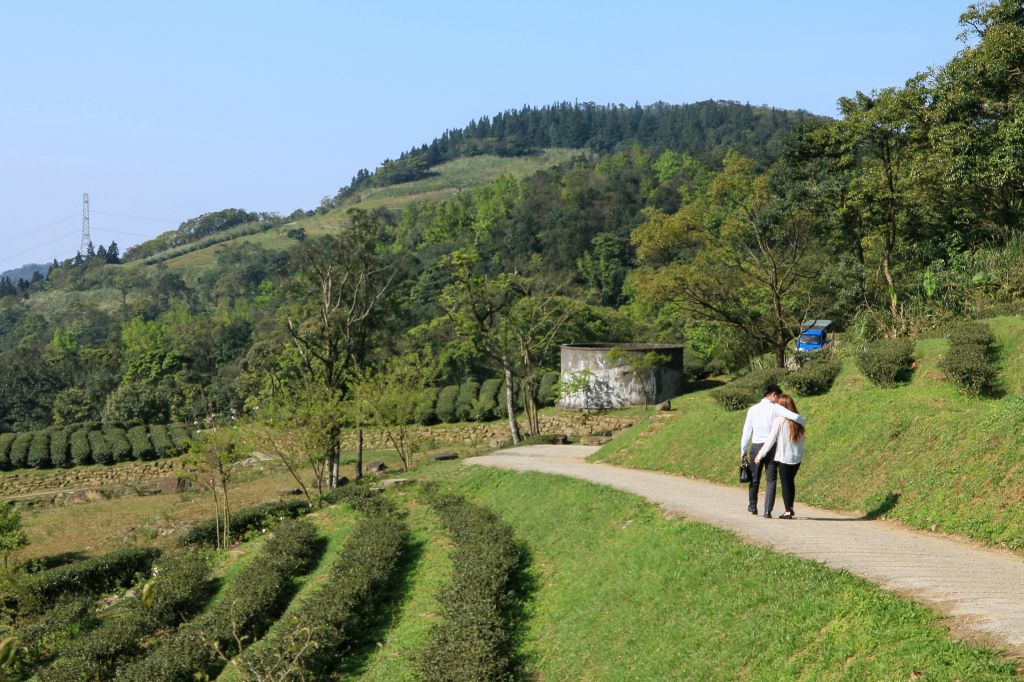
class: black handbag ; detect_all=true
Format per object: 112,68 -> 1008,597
739,456 -> 752,484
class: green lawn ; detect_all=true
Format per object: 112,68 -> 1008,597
409,465 -> 1017,680
594,316 -> 1024,550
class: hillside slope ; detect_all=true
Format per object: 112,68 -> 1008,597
594,316 -> 1024,550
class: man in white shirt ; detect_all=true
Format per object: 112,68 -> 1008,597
740,384 -> 806,518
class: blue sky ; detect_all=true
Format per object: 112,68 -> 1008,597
0,1 -> 969,270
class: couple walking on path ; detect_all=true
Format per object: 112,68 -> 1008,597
740,384 -> 805,519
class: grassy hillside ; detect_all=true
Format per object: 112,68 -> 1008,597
156,149 -> 579,281
594,315 -> 1024,550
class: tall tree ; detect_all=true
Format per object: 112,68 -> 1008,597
283,209 -> 404,484
632,153 -> 819,367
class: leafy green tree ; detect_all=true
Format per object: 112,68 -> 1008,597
632,153 -> 819,367
282,209 -> 405,484
351,352 -> 436,471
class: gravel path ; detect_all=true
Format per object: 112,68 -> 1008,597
467,444 -> 1024,656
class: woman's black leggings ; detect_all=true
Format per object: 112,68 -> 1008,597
778,462 -> 802,512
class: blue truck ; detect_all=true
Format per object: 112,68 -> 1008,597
795,319 -> 833,352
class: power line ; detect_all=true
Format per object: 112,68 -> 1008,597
92,210 -> 176,223
0,230 -> 79,270
91,226 -> 160,239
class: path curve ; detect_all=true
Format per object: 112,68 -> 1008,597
467,445 -> 1024,657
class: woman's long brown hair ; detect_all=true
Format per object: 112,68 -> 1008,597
778,394 -> 804,442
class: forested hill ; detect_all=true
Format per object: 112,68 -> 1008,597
338,100 -> 825,198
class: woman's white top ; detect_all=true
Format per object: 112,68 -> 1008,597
757,415 -> 805,465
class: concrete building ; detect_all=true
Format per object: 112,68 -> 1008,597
558,343 -> 684,410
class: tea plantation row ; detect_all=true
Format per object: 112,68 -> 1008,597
0,423 -> 194,471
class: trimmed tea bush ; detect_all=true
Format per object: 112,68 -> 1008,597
236,511 -> 407,679
126,426 -> 156,461
856,338 -> 915,386
455,379 -> 481,422
28,431 -> 51,468
947,321 -> 996,349
38,550 -> 213,682
10,432 -> 32,468
0,432 -> 15,468
180,499 -> 312,547
32,547 -> 162,607
416,387 -> 441,425
87,431 -> 113,465
491,382 -> 509,420
712,368 -> 788,411
49,428 -> 71,468
435,385 -> 460,423
940,321 -> 998,396
70,429 -> 92,466
104,427 -> 133,463
538,370 -> 561,407
115,519 -> 321,682
147,424 -> 173,457
419,492 -> 521,682
168,424 -> 192,450
787,359 -> 841,397
477,378 -> 502,417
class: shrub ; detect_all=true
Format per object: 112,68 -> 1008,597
49,428 -> 72,468
87,431 -> 113,465
70,429 -> 92,466
946,321 -> 996,349
28,431 -> 52,468
455,379 -> 481,422
419,493 -> 521,682
104,427 -> 133,463
180,499 -> 312,547
491,382 -> 509,420
0,433 -> 15,469
477,378 -> 502,419
538,370 -> 561,407
415,387 -> 440,426
147,424 -> 174,457
435,385 -> 460,423
235,513 -> 406,679
126,426 -> 156,461
167,424 -> 192,450
711,368 -> 788,411
115,520 -> 321,682
32,547 -> 162,607
38,551 -> 213,681
941,341 -> 997,396
10,432 -> 33,468
856,338 -> 915,386
787,360 -> 841,397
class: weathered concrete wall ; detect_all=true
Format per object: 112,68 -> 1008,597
559,344 -> 683,410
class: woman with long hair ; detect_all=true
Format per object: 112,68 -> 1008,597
753,394 -> 805,519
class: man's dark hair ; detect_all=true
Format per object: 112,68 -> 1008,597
763,384 -> 782,397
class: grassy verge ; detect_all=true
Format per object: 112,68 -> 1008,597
594,316 -> 1024,549
424,466 -> 1017,680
